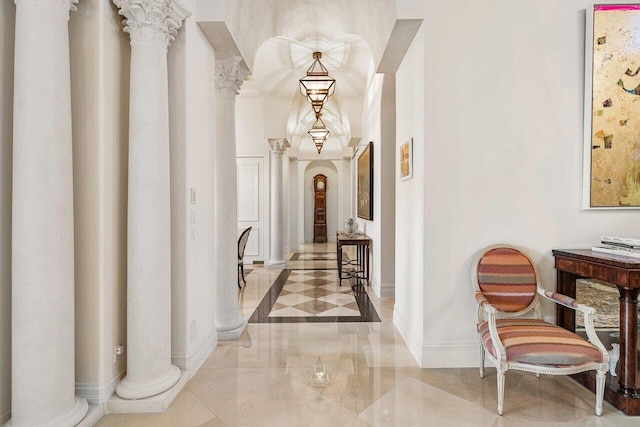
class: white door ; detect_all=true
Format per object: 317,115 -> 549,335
237,157 -> 265,264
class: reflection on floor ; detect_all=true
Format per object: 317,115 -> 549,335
95,243 -> 635,426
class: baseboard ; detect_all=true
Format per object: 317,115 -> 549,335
76,368 -> 126,405
76,404 -> 104,427
370,277 -> 395,298
420,341 -> 479,368
1,408 -> 10,424
171,327 -> 217,377
328,237 -> 336,243
392,308 -> 423,366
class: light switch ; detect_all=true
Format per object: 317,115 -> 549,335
190,188 -> 196,204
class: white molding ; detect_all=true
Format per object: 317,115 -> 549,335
370,277 -> 395,298
393,307 -> 423,366
421,341 -> 479,368
76,368 -> 126,405
76,404 -> 104,427
171,326 -> 217,377
1,408 -> 10,424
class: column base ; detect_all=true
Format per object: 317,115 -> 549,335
115,365 -> 180,400
5,397 -> 88,427
217,317 -> 248,340
108,370 -> 188,413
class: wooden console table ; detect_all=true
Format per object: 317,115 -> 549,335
552,249 -> 640,415
336,231 -> 370,286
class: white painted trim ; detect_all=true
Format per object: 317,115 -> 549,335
370,277 -> 395,298
1,408 -> 10,424
393,307 -> 423,367
420,341 -> 479,368
171,326 -> 217,377
76,404 -> 105,427
76,368 -> 126,405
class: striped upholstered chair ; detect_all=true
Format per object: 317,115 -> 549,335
472,245 -> 609,416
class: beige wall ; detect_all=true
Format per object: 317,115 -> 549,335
169,0 -> 219,373
70,0 -> 129,402
0,1 -> 14,422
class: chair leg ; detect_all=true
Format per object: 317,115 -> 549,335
237,265 -> 242,290
497,370 -> 505,416
479,344 -> 485,379
241,263 -> 247,284
595,369 -> 606,416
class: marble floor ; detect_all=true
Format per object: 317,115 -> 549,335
96,244 -> 636,426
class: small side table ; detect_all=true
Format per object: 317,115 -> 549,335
336,231 -> 371,286
552,249 -> 640,415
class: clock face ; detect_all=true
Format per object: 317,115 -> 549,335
317,180 -> 325,190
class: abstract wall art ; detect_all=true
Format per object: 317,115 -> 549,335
584,4 -> 640,208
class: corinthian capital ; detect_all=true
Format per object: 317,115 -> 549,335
113,0 -> 190,48
215,55 -> 250,100
267,139 -> 289,156
14,0 -> 78,14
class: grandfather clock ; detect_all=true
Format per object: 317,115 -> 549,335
313,174 -> 327,243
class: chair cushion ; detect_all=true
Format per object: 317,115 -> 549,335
478,318 -> 603,365
477,248 -> 537,312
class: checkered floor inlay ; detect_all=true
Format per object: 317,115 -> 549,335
268,270 -> 360,317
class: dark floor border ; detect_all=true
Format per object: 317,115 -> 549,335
248,269 -> 380,323
289,252 -> 349,261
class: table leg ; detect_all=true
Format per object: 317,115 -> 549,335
365,243 -> 369,286
337,242 -> 343,286
556,270 -> 577,332
618,287 -> 640,398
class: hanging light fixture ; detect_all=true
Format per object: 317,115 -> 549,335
299,52 -> 336,109
312,137 -> 326,154
308,113 -> 330,154
308,113 -> 330,140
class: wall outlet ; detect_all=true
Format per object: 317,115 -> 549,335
113,344 -> 124,363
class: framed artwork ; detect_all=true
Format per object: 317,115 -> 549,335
400,138 -> 413,181
584,4 -> 640,208
357,142 -> 373,220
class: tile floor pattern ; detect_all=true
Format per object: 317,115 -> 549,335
269,270 -> 360,317
95,243 -> 637,427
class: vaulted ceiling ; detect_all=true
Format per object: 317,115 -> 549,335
198,0 -> 420,158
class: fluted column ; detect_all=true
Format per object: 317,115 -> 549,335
113,0 -> 189,400
268,139 -> 288,266
10,0 -> 88,426
215,55 -> 249,340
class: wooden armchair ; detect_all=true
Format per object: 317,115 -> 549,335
472,245 -> 609,416
238,227 -> 252,289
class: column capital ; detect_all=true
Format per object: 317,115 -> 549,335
267,138 -> 289,157
113,0 -> 190,48
15,0 -> 78,14
216,55 -> 249,100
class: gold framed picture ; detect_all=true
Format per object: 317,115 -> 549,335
400,138 -> 413,181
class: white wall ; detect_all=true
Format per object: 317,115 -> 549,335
395,0 -> 640,368
357,71 -> 396,297
394,23 -> 424,366
0,0 -> 14,421
169,0 -> 218,374
69,0 -> 130,404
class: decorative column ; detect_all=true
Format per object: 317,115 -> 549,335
215,55 -> 249,340
113,0 -> 189,400
10,0 -> 88,426
268,139 -> 288,266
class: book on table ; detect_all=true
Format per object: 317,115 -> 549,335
592,244 -> 640,259
601,236 -> 640,249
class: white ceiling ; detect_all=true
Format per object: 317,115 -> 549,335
197,1 -> 421,158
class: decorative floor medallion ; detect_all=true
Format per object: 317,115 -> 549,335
249,268 -> 380,323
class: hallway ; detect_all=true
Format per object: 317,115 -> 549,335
94,244 -> 635,426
